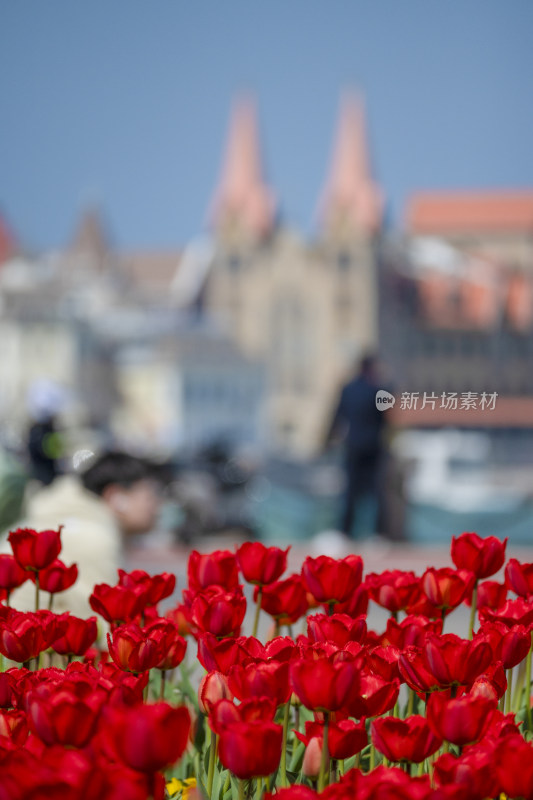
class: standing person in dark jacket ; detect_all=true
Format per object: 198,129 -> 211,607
326,354 -> 390,538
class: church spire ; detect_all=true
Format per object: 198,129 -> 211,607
318,91 -> 383,237
209,96 -> 276,240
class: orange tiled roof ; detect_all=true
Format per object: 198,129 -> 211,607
0,216 -> 15,264
407,191 -> 533,233
391,396 -> 533,428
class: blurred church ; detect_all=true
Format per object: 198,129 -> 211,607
1,92 -> 533,461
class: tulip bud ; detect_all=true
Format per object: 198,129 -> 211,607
302,736 -> 323,778
198,671 -> 233,714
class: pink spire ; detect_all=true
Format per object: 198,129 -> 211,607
209,96 -> 276,239
319,91 -> 383,236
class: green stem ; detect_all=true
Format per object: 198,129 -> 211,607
527,636 -> 533,730
327,601 -> 335,617
48,592 -> 54,612
506,668 -> 513,714
280,701 -> 291,787
207,729 -> 217,797
317,712 -> 330,791
417,760 -> 424,776
252,587 -> 263,638
160,670 -> 166,700
34,573 -> 40,612
407,688 -> 415,717
238,778 -> 245,800
468,581 -> 478,639
370,740 -> 376,771
256,777 -> 263,799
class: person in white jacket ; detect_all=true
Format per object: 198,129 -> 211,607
2,452 -> 162,618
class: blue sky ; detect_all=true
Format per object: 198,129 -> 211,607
1,1 -> 533,250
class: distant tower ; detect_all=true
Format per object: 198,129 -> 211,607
208,96 -> 276,244
319,91 -> 383,241
204,91 -> 385,456
205,96 -> 278,352
317,92 -> 384,364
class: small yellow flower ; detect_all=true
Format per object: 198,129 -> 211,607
166,777 -> 197,798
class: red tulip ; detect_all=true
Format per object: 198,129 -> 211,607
451,532 -> 507,579
263,788 -> 316,800
8,528 -> 62,572
505,557 -> 533,598
256,574 -> 308,625
89,583 -> 147,624
0,709 -> 28,746
366,570 -> 420,612
494,733 -> 533,800
143,619 -> 187,670
228,660 -> 291,706
328,718 -> 368,760
421,567 -> 474,612
474,580 -> 508,610
306,612 -> 366,647
371,715 -> 442,762
290,650 -> 360,712
427,691 -> 496,746
187,549 -> 239,592
209,696 -> 277,734
218,718 -> 282,779
346,671 -> 400,718
117,568 -> 176,605
236,542 -> 289,585
295,717 -> 368,762
0,555 -> 28,593
422,632 -> 492,688
190,586 -> 246,637
434,749 -> 498,800
50,615 -> 98,657
105,702 -> 191,773
27,679 -> 107,747
107,623 -> 165,673
469,661 -> 507,700
398,646 -> 440,693
302,555 -> 363,605
479,596 -> 533,628
381,614 -> 442,649
331,583 -> 369,617
165,603 -> 192,637
324,764 -> 431,800
196,633 -> 263,674
478,620 -> 531,669
35,559 -> 78,594
367,644 -> 401,682
0,609 -> 68,663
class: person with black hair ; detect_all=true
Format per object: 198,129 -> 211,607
1,451 -> 162,617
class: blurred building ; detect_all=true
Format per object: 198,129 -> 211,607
1,93 -> 533,463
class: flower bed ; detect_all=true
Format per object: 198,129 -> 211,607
1,529 -> 533,799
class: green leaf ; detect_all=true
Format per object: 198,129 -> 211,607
289,740 -> 305,772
